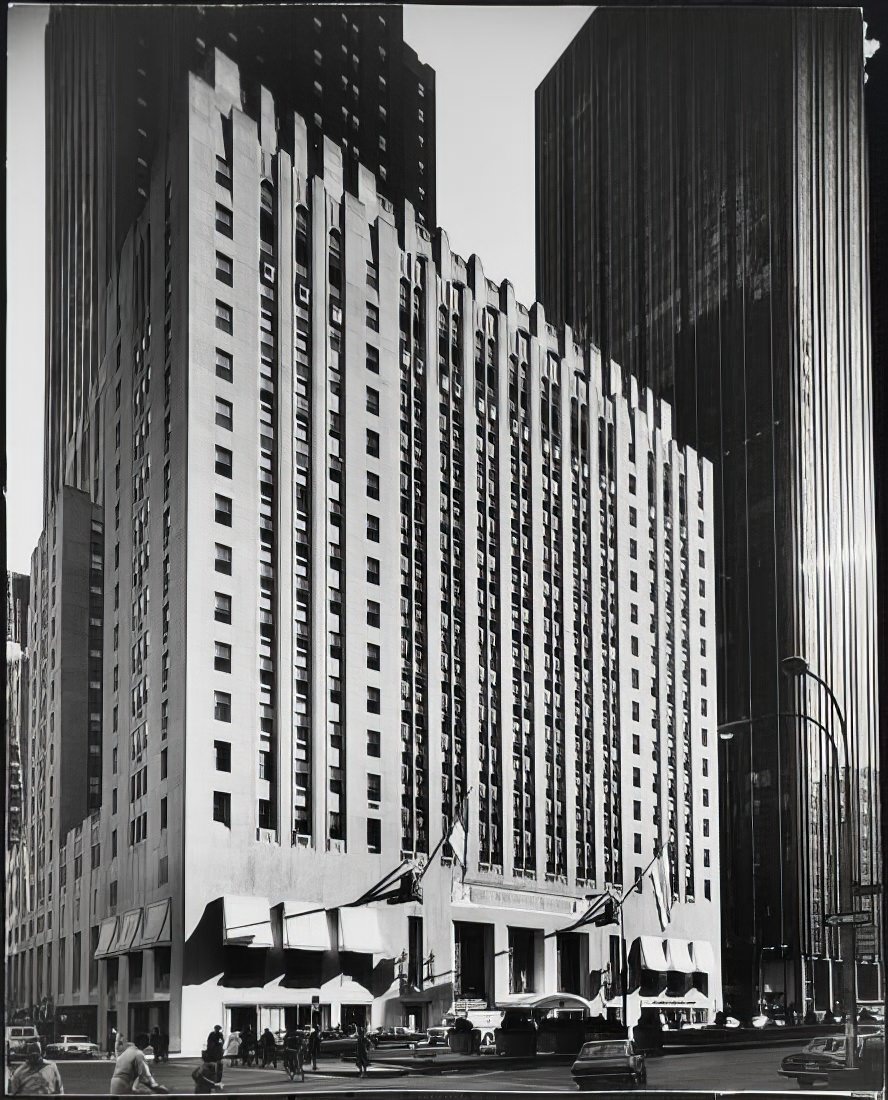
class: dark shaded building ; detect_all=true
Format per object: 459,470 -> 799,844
6,572 -> 31,851
43,3 -> 435,512
536,6 -> 881,1013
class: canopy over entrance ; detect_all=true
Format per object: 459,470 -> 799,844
497,992 -> 597,1014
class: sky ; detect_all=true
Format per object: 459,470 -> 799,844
5,4 -> 591,574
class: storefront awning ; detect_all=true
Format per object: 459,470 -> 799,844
110,909 -> 143,955
320,975 -> 374,1004
94,917 -> 118,959
638,936 -> 669,971
666,938 -> 695,974
691,940 -> 715,974
283,902 -> 331,951
138,899 -> 172,948
337,907 -> 384,953
637,987 -> 711,1010
223,895 -> 273,948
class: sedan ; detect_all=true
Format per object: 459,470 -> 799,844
779,1036 -> 849,1087
46,1035 -> 100,1060
571,1040 -> 647,1090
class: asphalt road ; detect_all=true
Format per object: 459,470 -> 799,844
47,1043 -> 847,1095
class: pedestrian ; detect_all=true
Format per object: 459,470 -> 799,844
9,1040 -> 64,1096
354,1024 -> 370,1079
308,1022 -> 321,1072
108,1027 -> 119,1061
803,1005 -> 817,1025
260,1028 -> 277,1069
192,1050 -> 224,1094
238,1030 -> 253,1068
159,1032 -> 169,1063
223,1030 -> 240,1068
109,1033 -> 169,1094
205,1026 -> 224,1082
150,1028 -> 162,1060
115,1031 -> 128,1058
283,1029 -> 305,1083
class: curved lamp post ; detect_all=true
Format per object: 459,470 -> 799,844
781,656 -> 858,1068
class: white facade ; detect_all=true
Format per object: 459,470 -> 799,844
6,49 -> 721,1052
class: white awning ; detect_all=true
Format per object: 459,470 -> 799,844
95,917 -> 118,959
320,975 -> 374,1004
283,902 -> 331,951
666,938 -> 696,974
639,987 -> 711,1009
638,936 -> 669,971
337,907 -> 384,953
223,895 -> 273,948
691,940 -> 715,974
138,900 -> 172,948
110,909 -> 143,955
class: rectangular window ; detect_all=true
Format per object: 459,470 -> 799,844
633,800 -> 641,821
367,514 -> 380,542
367,817 -> 381,853
215,592 -> 232,624
367,773 -> 381,802
259,751 -> 273,781
366,387 -> 380,415
215,203 -> 233,237
632,734 -> 640,754
630,571 -> 638,592
214,691 -> 232,722
160,798 -> 167,830
215,348 -> 233,382
215,251 -> 233,285
704,880 -> 711,900
367,686 -> 381,714
633,833 -> 642,854
367,600 -> 380,627
214,642 -> 232,673
215,494 -> 233,526
215,397 -> 233,430
213,791 -> 231,826
632,767 -> 640,787
215,544 -> 232,574
367,429 -> 380,457
367,557 -> 380,585
366,345 -> 380,373
215,446 -> 233,477
367,472 -> 380,499
367,643 -> 380,670
214,741 -> 231,772
366,303 -> 379,331
215,300 -> 233,335
367,729 -> 381,757
160,748 -> 168,781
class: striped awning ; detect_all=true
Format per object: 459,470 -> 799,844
109,909 -> 142,955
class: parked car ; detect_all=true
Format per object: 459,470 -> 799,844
571,1040 -> 647,1090
780,1031 -> 883,1089
6,1025 -> 42,1062
46,1035 -> 101,1060
826,1033 -> 884,1092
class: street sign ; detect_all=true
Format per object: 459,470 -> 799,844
852,884 -> 882,898
824,911 -> 871,927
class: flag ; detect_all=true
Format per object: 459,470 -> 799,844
447,796 -> 468,876
649,844 -> 673,932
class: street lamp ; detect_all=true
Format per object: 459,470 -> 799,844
781,656 -> 858,1068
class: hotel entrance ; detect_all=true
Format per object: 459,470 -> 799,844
453,921 -> 494,1004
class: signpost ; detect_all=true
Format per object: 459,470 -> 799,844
824,912 -> 871,928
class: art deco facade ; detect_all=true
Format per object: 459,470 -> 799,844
536,5 -> 882,1012
6,47 -> 721,1050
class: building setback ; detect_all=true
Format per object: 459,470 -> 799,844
42,3 -> 435,518
6,47 -> 721,1050
535,5 -> 882,1013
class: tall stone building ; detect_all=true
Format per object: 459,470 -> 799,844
6,33 -> 722,1050
536,6 -> 882,1012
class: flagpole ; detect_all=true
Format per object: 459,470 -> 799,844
417,787 -> 472,883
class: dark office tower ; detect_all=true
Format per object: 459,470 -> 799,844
6,573 -> 31,851
536,7 -> 881,1014
43,4 -> 435,513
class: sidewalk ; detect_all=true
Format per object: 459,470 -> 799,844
363,1050 -> 575,1075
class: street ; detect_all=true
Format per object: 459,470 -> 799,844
49,1044 -> 841,1094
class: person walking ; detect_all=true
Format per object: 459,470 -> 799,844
108,1027 -> 119,1061
205,1026 -> 224,1083
9,1041 -> 64,1095
282,1029 -> 305,1083
307,1023 -> 321,1072
223,1030 -> 240,1069
192,1050 -> 224,1094
159,1032 -> 169,1063
354,1024 -> 370,1079
238,1029 -> 254,1068
260,1028 -> 277,1069
109,1033 -> 169,1094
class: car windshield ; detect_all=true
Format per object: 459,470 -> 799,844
580,1042 -> 629,1058
66,1037 -> 91,1043
805,1039 -> 828,1052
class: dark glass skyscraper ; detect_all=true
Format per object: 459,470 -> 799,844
536,6 -> 881,1013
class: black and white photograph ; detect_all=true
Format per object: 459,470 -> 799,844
4,1 -> 886,1095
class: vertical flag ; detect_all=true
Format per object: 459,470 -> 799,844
648,844 -> 673,932
447,795 -> 469,881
